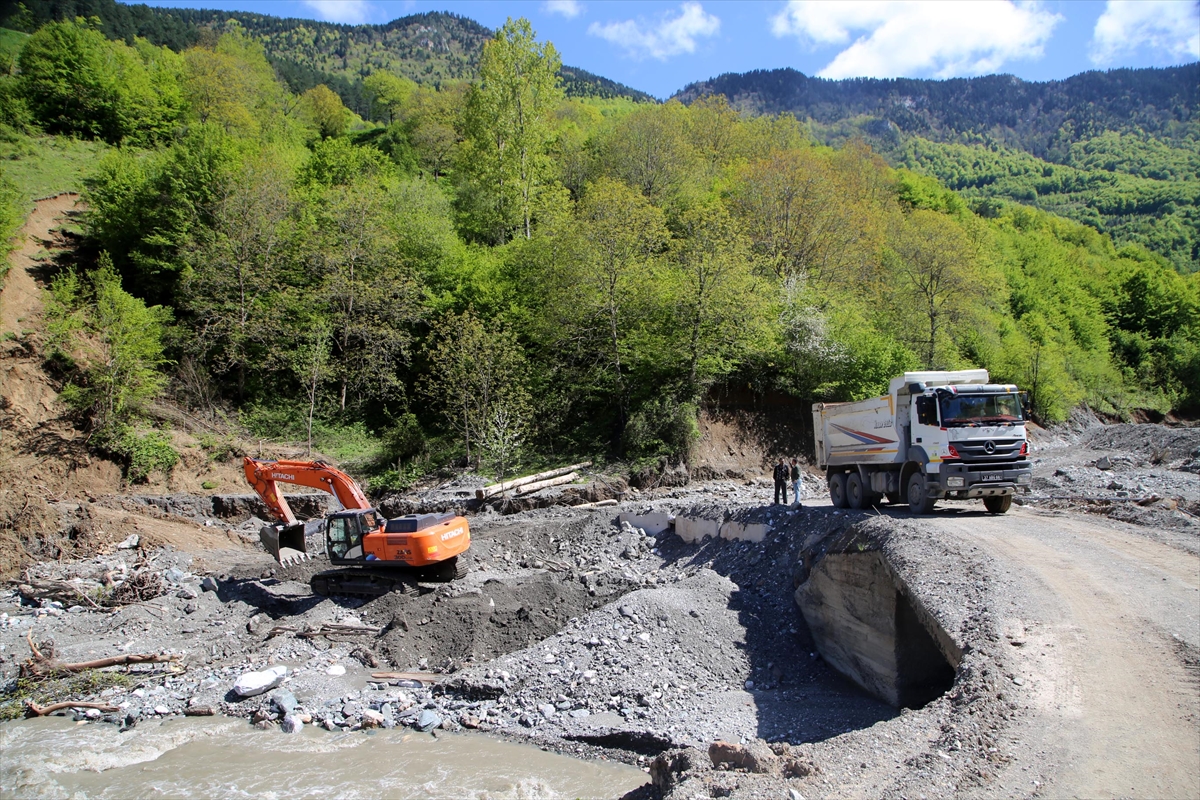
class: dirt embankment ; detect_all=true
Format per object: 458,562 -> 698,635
0,196 -> 295,576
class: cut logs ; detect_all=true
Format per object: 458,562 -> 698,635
476,462 -> 592,500
572,499 -> 619,510
515,472 -> 579,496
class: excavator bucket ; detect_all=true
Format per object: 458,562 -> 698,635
259,521 -> 323,567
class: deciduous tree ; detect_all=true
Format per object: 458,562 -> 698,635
456,18 -> 563,243
423,308 -> 529,467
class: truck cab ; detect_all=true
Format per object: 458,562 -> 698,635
906,375 -> 1033,512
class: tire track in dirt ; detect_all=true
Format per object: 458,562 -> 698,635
931,507 -> 1200,799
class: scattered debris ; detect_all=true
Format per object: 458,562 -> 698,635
18,631 -> 180,679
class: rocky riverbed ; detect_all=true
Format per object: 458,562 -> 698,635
2,419 -> 1197,799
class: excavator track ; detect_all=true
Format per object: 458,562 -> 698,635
310,557 -> 467,598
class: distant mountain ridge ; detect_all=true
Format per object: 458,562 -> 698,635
674,65 -> 1198,157
3,0 -> 657,109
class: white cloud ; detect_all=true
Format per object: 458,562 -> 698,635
589,2 -> 720,61
543,0 -> 585,19
1090,0 -> 1200,65
771,1 -> 1062,79
302,1 -> 374,25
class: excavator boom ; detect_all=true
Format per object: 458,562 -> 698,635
243,457 -> 371,524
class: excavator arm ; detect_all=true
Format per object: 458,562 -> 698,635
243,457 -> 372,524
243,457 -> 374,564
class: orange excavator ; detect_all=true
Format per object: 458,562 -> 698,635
243,457 -> 470,596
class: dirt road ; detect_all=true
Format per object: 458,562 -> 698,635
926,504 -> 1199,799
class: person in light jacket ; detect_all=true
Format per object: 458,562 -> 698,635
790,458 -> 802,507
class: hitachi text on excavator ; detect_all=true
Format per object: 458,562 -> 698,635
243,457 -> 470,596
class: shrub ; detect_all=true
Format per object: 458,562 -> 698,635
622,398 -> 700,461
97,423 -> 179,483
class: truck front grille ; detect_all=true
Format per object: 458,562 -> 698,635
956,438 -> 1024,463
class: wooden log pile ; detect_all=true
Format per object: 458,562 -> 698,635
476,462 -> 592,500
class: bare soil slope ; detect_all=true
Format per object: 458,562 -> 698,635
0,196 -> 251,576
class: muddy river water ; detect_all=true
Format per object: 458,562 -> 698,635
0,716 -> 649,799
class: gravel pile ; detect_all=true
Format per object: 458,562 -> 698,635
1023,421 -> 1200,537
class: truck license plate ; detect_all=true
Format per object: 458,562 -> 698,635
983,473 -> 1003,482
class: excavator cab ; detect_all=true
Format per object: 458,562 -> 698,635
326,509 -> 384,562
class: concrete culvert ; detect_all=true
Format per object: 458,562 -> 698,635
795,541 -> 958,708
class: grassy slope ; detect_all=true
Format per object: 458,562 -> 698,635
0,27 -> 27,59
0,135 -> 107,204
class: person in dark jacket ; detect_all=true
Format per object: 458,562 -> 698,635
773,459 -> 789,504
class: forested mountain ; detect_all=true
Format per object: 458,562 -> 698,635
1,0 -> 656,114
675,66 -> 1198,155
0,14 -> 1196,488
676,66 -> 1199,273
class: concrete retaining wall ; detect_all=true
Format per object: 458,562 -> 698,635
617,512 -> 674,536
672,513 -> 773,544
674,515 -> 720,543
795,549 -> 956,708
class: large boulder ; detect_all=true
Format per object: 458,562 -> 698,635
233,665 -> 287,697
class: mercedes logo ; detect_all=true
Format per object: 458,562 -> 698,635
984,440 -> 996,454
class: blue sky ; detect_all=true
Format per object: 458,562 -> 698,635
132,1 -> 1200,98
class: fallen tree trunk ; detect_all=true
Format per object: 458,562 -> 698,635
268,623 -> 381,640
572,499 -> 619,510
25,700 -> 119,717
515,472 -> 579,496
20,630 -> 181,679
16,579 -> 102,609
370,671 -> 444,684
477,461 -> 592,499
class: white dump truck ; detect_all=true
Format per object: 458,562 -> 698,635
812,370 -> 1032,514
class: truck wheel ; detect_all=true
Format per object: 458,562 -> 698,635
829,473 -> 849,508
847,473 -> 868,509
983,495 -> 1012,514
906,473 -> 937,515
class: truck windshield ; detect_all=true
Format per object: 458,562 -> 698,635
939,393 -> 1023,426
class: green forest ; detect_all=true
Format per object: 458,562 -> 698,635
0,15 -> 1197,487
1,0 -> 655,111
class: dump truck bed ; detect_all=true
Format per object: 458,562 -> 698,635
813,394 -> 903,468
